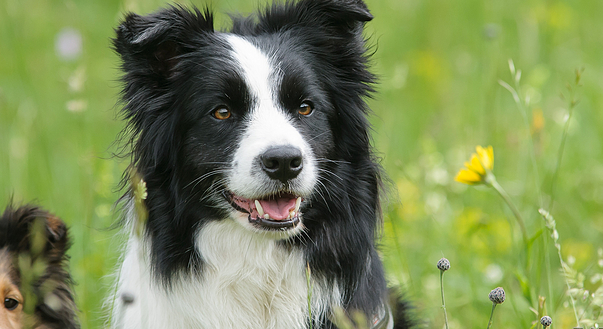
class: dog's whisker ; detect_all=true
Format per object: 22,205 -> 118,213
184,169 -> 226,189
188,172 -> 227,198
306,131 -> 330,142
297,227 -> 314,248
196,178 -> 229,204
316,168 -> 344,182
315,158 -> 352,165
311,180 -> 332,214
315,173 -> 338,200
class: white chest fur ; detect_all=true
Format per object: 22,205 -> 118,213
112,220 -> 339,329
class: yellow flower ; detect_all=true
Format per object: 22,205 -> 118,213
455,145 -> 494,185
133,177 -> 148,201
130,168 -> 149,236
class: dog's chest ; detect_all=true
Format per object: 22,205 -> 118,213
189,221 -> 310,328
117,220 -> 337,329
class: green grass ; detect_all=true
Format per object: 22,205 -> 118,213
1,0 -> 602,328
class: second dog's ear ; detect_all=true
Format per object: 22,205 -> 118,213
114,5 -> 214,81
46,215 -> 67,244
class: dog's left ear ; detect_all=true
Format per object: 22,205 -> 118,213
306,0 -> 373,23
257,0 -> 372,35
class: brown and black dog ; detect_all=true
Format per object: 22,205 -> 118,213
0,204 -> 79,329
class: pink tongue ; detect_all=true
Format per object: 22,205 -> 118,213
259,198 -> 297,220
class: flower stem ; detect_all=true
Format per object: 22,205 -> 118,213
486,303 -> 497,329
440,271 -> 449,329
487,175 -> 528,244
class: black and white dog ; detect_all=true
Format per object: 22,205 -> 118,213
111,0 -> 412,328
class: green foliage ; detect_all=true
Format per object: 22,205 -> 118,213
1,0 -> 602,328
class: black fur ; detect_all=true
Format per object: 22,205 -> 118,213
114,0 -> 412,327
0,204 -> 79,329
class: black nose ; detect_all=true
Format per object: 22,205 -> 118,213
259,146 -> 303,183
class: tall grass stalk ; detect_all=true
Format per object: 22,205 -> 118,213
19,217 -> 48,329
548,68 -> 584,211
539,209 -> 580,327
542,68 -> 584,329
499,59 -> 544,208
306,263 -> 313,329
544,233 -> 554,324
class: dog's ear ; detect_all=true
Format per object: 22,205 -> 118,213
256,0 -> 372,36
114,5 -> 214,82
301,0 -> 373,24
0,204 -> 70,257
45,215 -> 67,244
42,214 -> 72,268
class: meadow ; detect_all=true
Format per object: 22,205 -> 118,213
1,0 -> 602,327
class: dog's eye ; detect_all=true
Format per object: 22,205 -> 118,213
298,102 -> 313,116
4,298 -> 19,311
212,107 -> 232,120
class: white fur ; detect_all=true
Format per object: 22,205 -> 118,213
112,219 -> 341,329
224,35 -> 317,201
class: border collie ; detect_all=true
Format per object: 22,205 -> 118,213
111,0 -> 412,328
0,204 -> 79,329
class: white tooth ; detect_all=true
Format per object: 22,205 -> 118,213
290,211 -> 295,218
254,200 -> 264,217
295,197 -> 302,212
264,214 -> 270,219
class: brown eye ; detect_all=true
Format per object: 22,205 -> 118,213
298,102 -> 313,116
4,298 -> 19,311
212,107 -> 231,120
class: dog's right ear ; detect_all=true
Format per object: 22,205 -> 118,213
114,5 -> 214,82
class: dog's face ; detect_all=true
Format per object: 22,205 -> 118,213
115,2 -> 374,239
0,249 -> 22,329
182,34 -> 340,237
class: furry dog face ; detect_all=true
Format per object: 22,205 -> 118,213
0,205 -> 79,329
115,14 -> 367,239
179,32 -> 329,238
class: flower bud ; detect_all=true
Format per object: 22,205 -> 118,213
489,287 -> 505,304
437,258 -> 450,271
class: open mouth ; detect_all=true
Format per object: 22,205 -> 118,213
224,191 -> 302,230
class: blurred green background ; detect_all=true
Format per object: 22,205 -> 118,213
1,0 -> 602,328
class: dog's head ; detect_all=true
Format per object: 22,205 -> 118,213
114,0 -> 375,240
0,204 -> 78,329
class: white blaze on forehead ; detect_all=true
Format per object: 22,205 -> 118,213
224,34 -> 317,198
225,35 -> 275,103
